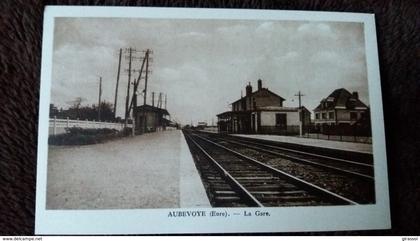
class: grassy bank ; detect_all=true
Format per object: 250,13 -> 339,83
49,127 -> 131,145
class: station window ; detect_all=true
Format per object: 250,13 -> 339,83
328,111 -> 334,119
321,113 -> 327,119
315,113 -> 320,120
350,112 -> 358,120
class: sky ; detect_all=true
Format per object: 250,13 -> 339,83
51,17 -> 369,125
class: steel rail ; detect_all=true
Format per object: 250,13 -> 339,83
220,135 -> 374,168
185,134 -> 264,207
214,137 -> 374,181
193,134 -> 359,205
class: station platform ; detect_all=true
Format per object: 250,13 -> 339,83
232,134 -> 372,154
47,130 -> 210,209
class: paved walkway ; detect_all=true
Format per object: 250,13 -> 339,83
46,130 -> 210,209
232,134 -> 372,154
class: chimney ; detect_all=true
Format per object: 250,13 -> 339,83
352,91 -> 359,99
246,82 -> 252,96
258,79 -> 262,90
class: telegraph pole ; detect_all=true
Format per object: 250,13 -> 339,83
124,47 -> 132,127
127,51 -> 147,116
294,91 -> 305,136
164,94 -> 167,109
98,76 -> 102,122
113,48 -> 122,119
121,48 -> 152,133
143,49 -> 150,133
295,91 -> 305,109
143,49 -> 150,106
158,92 -> 162,108
123,49 -> 152,135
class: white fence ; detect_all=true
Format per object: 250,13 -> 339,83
49,117 -> 132,136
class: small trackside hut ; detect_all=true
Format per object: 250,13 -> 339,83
217,79 -> 311,135
133,104 -> 170,133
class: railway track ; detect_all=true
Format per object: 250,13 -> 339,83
185,130 -> 375,204
184,131 -> 359,207
206,134 -> 374,181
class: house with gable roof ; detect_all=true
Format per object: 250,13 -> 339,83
313,88 -> 371,134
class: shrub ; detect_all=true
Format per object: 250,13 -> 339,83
49,128 -> 126,145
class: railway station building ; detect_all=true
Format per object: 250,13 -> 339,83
217,79 -> 311,135
133,104 -> 170,133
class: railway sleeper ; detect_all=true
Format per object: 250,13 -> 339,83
206,176 -> 223,180
210,184 -> 234,189
272,201 -> 325,206
235,176 -> 279,180
214,202 -> 249,207
255,194 -> 317,201
245,184 -> 300,190
244,184 -> 283,190
214,196 -> 242,201
249,191 -> 306,195
214,190 -> 237,195
228,172 -> 273,176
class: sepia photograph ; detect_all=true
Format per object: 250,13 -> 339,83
36,7 -> 390,234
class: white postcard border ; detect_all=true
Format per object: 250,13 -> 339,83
35,6 -> 390,234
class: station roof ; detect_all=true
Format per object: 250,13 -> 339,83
134,104 -> 169,115
216,110 -> 251,118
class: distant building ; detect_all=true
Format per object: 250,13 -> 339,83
197,122 -> 207,128
217,79 -> 310,135
133,104 -> 170,133
313,88 -> 370,135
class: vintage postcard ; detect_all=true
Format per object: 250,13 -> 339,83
36,6 -> 390,234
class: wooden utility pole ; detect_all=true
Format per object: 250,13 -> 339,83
121,48 -> 151,134
127,52 -> 147,116
98,76 -> 102,122
295,91 -> 305,109
124,47 -> 132,127
143,49 -> 150,106
152,92 -> 155,107
113,48 -> 122,119
164,94 -> 167,109
127,51 -> 148,135
158,92 -> 162,108
143,49 -> 150,133
294,91 -> 305,136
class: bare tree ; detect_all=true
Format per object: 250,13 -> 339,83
66,97 -> 86,119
